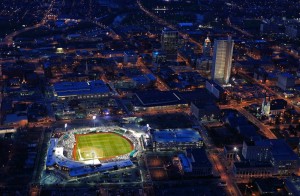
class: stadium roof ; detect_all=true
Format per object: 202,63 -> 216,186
69,160 -> 133,177
151,129 -> 202,143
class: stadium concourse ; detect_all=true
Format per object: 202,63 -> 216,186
46,126 -> 142,177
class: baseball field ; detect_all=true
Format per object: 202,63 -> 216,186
74,132 -> 133,161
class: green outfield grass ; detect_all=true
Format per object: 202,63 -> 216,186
74,132 -> 133,161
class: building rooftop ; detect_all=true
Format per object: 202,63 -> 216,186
134,90 -> 185,107
53,80 -> 110,97
279,72 -> 295,78
162,27 -> 178,33
186,148 -> 212,168
234,161 -> 273,168
151,129 -> 202,143
206,80 -> 225,92
270,99 -> 287,111
177,88 -> 215,103
124,50 -> 137,56
255,178 -> 284,195
255,139 -> 298,161
285,176 -> 300,195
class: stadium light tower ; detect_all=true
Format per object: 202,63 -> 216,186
64,123 -> 67,132
93,115 -> 96,127
92,151 -> 95,165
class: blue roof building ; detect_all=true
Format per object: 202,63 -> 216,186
150,128 -> 203,151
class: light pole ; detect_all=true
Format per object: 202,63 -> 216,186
233,146 -> 238,160
64,123 -> 67,132
92,152 -> 95,165
92,115 -> 96,127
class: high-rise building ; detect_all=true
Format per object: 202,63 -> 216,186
211,37 -> 234,84
161,28 -> 178,61
203,36 -> 212,57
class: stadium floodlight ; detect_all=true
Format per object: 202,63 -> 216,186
92,115 -> 96,127
92,151 -> 95,165
64,123 -> 68,131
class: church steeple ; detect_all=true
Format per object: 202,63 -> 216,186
203,36 -> 212,57
21,74 -> 27,84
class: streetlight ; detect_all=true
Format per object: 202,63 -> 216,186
64,123 -> 67,132
92,115 -> 96,127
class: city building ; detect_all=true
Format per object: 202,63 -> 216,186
161,28 -> 179,61
223,145 -> 240,161
285,24 -> 300,39
3,114 -> 28,127
277,73 -> 295,91
242,140 -> 272,162
176,88 -> 215,104
53,80 -> 111,100
177,148 -> 212,176
270,99 -> 287,115
254,68 -> 268,83
242,139 -> 299,175
211,37 -> 234,84
261,98 -> 287,116
132,90 -> 188,111
269,139 -> 299,175
150,129 -> 203,151
203,36 -> 212,57
254,178 -> 285,195
124,51 -> 138,64
196,57 -> 212,71
205,80 -> 227,101
233,161 -> 274,179
190,101 -> 220,121
284,176 -> 300,195
152,50 -> 167,65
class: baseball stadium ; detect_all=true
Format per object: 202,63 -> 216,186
46,126 -> 141,177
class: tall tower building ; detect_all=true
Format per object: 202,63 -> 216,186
211,36 -> 234,84
161,28 -> 178,61
203,36 -> 212,57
